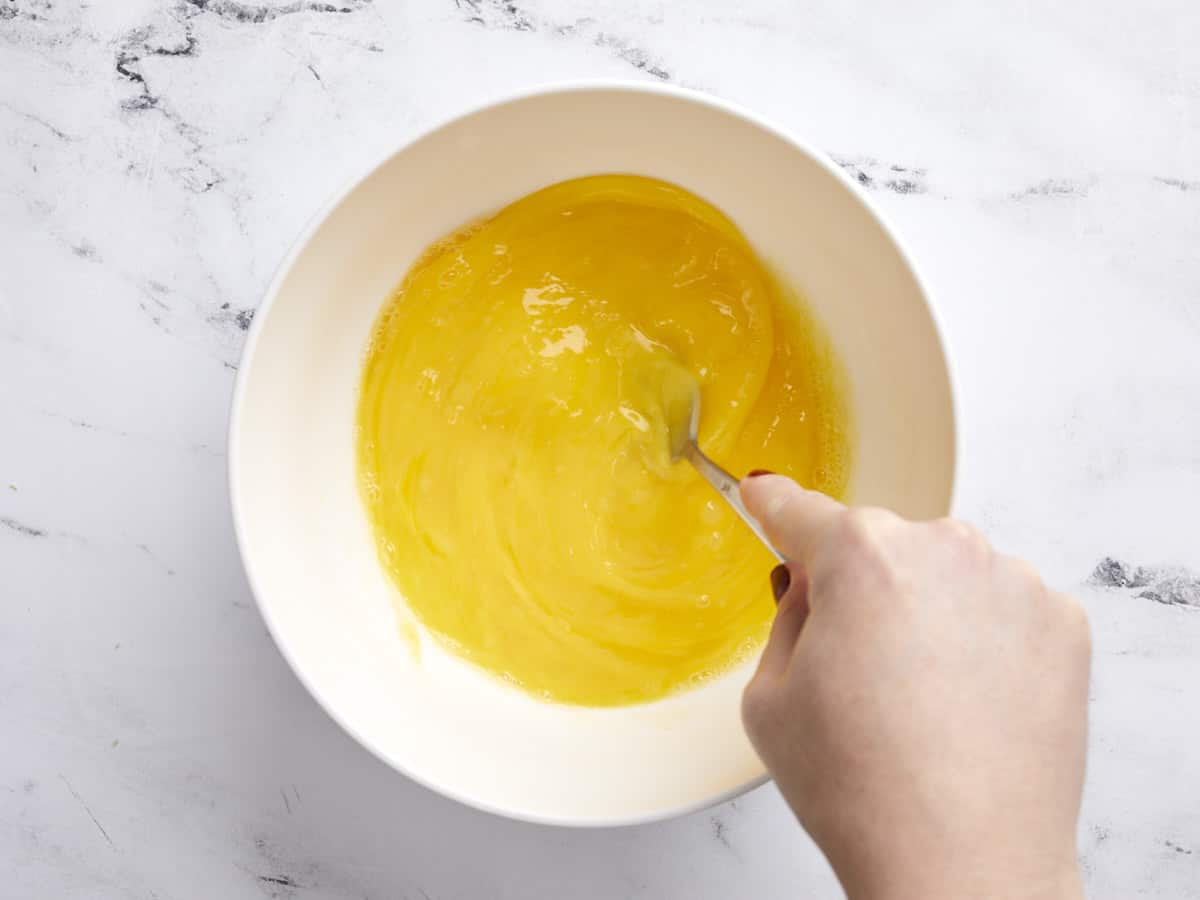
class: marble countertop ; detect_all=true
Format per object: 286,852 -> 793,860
3,0 -> 1199,896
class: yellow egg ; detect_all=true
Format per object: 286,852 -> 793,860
357,174 -> 850,706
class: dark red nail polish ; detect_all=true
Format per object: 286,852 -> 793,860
747,469 -> 773,478
770,564 -> 790,603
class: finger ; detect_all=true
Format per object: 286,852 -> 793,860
754,563 -> 810,680
740,474 -> 845,564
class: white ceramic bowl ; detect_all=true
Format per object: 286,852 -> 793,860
229,83 -> 957,826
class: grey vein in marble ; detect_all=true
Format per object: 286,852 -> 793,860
1091,557 -> 1200,609
456,0 -> 672,80
1009,177 -> 1092,200
1,516 -> 47,538
829,154 -> 930,194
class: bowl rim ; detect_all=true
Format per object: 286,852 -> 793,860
227,79 -> 961,828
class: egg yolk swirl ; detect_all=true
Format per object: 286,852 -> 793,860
358,175 -> 849,706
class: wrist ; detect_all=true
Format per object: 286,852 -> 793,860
838,852 -> 1083,900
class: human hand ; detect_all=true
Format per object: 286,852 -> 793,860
739,474 -> 1090,900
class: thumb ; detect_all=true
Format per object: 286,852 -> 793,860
739,474 -> 845,564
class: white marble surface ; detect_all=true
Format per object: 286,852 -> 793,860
3,0 -> 1199,896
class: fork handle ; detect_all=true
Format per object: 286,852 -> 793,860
684,443 -> 787,563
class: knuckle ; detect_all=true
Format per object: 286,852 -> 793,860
740,678 -> 775,735
823,507 -> 904,590
933,517 -> 991,558
837,507 -> 894,549
1003,554 -> 1044,591
931,516 -> 963,536
1057,592 -> 1092,648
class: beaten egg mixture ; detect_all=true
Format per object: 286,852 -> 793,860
357,175 -> 849,706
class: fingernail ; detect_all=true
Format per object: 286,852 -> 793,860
747,469 -> 773,478
770,564 -> 790,603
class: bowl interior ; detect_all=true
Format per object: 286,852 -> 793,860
230,86 -> 956,825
